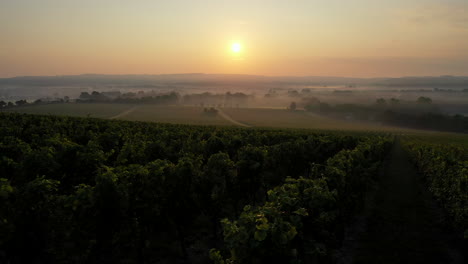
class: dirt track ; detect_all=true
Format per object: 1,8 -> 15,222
109,106 -> 138,119
216,108 -> 251,127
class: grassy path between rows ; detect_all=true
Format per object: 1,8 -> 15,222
348,140 -> 465,263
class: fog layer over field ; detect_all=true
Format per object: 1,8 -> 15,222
2,74 -> 468,111
1,74 -> 468,133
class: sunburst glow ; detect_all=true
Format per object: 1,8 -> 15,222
231,43 -> 241,53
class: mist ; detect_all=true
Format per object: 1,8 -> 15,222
1,74 -> 468,133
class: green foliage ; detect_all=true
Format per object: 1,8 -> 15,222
0,178 -> 13,198
214,138 -> 392,263
0,178 -> 14,249
0,112 -> 392,263
376,98 -> 386,105
417,96 -> 432,104
204,152 -> 236,201
403,138 -> 468,237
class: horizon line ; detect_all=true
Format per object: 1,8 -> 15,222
2,73 -> 467,80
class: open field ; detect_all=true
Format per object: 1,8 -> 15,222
222,107 -> 412,132
0,103 -> 131,119
4,103 -> 468,144
2,103 -> 233,126
118,105 -> 231,126
1,103 -> 404,131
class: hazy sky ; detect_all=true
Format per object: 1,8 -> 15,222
1,0 -> 467,77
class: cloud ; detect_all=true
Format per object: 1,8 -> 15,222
396,3 -> 468,31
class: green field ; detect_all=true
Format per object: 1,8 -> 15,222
119,105 -> 231,126
4,103 -> 468,144
1,103 -> 131,119
2,103 -> 233,126
222,107 -> 413,132
1,103 -> 407,131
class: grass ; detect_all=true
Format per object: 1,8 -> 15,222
2,103 -> 233,126
119,105 -> 232,126
222,108 -> 416,132
4,104 -> 468,142
1,103 -> 131,118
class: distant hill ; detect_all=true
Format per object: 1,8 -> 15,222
374,76 -> 468,87
1,74 -> 467,88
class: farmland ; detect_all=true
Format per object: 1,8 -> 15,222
3,103 -> 421,132
221,107 -> 415,132
0,111 -> 466,263
3,0 -> 468,262
0,103 -> 130,119
1,103 -> 467,264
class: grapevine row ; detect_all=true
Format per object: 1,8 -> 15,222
403,138 -> 468,239
210,137 -> 392,263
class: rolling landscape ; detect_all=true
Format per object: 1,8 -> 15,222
1,1 -> 467,264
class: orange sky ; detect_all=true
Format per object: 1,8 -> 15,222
1,0 -> 467,77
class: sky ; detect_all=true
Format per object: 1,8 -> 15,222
1,0 -> 467,78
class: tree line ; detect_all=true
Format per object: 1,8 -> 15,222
300,97 -> 468,133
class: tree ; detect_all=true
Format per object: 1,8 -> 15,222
0,101 -> 6,108
289,102 -> 297,111
376,98 -> 386,105
79,92 -> 91,100
390,98 -> 400,105
417,96 -> 432,104
15,100 -> 27,106
90,91 -> 107,101
288,90 -> 300,97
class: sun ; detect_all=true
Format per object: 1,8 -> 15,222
231,43 -> 241,53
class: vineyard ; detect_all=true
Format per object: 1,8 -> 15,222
403,138 -> 468,238
0,113 -> 466,263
